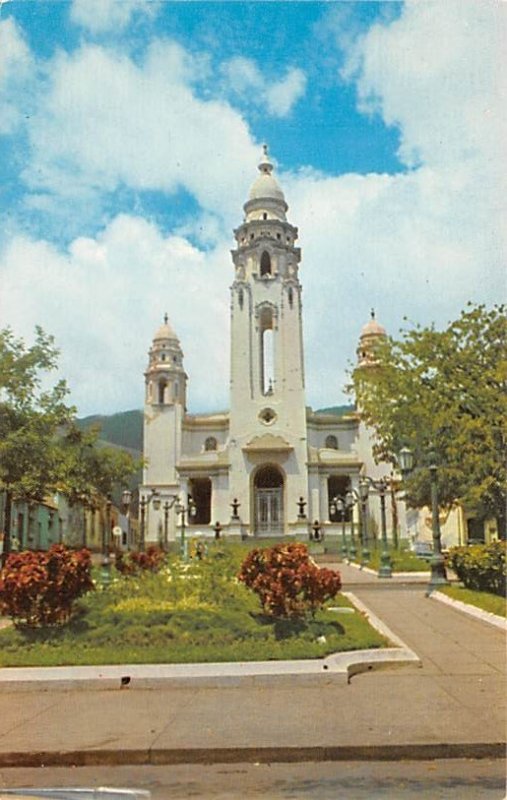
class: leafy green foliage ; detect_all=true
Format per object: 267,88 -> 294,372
0,327 -> 74,503
0,544 -> 94,626
448,541 -> 506,596
352,304 -> 506,528
238,542 -> 342,618
0,326 -> 138,563
57,422 -> 139,508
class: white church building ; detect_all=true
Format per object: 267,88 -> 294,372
141,147 -> 402,546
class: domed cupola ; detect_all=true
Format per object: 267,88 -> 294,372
243,145 -> 288,223
357,310 -> 387,368
145,314 -> 187,407
232,146 -> 301,284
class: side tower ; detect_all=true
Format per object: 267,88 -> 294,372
228,147 -> 308,535
142,315 -> 187,542
356,309 -> 387,369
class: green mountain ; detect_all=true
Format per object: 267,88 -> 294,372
77,409 -> 143,453
315,404 -> 356,416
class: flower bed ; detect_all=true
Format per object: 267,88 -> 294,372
0,542 -> 387,666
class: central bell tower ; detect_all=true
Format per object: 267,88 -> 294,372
228,146 -> 308,533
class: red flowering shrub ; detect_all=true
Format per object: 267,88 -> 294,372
115,545 -> 166,576
238,542 -> 341,618
0,545 -> 94,627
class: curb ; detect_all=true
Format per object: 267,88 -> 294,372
0,743 -> 504,768
430,591 -> 507,630
0,595 -> 420,692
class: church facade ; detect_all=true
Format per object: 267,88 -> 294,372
141,148 -> 399,545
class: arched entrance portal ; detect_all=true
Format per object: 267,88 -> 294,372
253,465 -> 284,536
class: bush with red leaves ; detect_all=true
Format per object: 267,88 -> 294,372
0,544 -> 94,627
115,545 -> 166,576
238,542 -> 341,618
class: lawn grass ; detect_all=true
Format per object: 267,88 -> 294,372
438,585 -> 506,618
0,542 -> 388,667
349,545 -> 430,572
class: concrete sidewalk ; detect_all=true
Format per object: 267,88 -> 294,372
0,563 -> 504,766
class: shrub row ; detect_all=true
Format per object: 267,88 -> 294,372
448,541 -> 506,596
0,545 -> 94,627
238,542 -> 341,618
115,545 -> 166,575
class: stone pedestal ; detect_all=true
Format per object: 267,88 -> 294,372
288,520 -> 311,542
226,519 -> 245,539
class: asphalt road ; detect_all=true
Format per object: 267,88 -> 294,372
0,759 -> 505,799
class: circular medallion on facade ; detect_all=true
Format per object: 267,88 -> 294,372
259,408 -> 277,425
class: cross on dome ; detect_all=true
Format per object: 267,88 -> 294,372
258,143 -> 273,175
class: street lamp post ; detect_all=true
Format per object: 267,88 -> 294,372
399,446 -> 449,594
163,501 -> 171,551
345,490 -> 358,561
359,477 -> 392,578
139,489 -> 161,551
329,496 -> 348,559
122,489 -> 132,550
337,498 -> 348,559
176,497 -> 197,562
359,478 -> 371,565
377,481 -> 392,578
101,493 -> 112,587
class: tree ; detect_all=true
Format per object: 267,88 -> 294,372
0,327 -> 139,565
0,327 -> 74,564
351,304 -> 506,533
57,422 -> 140,511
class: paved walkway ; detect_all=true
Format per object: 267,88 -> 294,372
0,563 -> 504,766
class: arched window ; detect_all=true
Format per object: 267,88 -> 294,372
288,287 -> 294,308
204,436 -> 217,452
158,381 -> 167,404
238,289 -> 244,310
260,251 -> 272,276
259,305 -> 275,395
262,212 -> 267,220
325,435 -> 338,450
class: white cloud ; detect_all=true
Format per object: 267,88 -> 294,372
288,0 -> 506,406
0,17 -> 34,134
221,56 -> 306,118
0,1 -> 504,416
0,215 -> 232,415
70,0 -> 158,34
23,40 -> 258,231
221,56 -> 263,94
342,0 -> 507,172
265,68 -> 306,118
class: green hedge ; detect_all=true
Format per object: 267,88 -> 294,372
448,541 -> 506,597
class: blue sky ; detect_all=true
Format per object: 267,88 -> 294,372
0,0 -> 504,416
